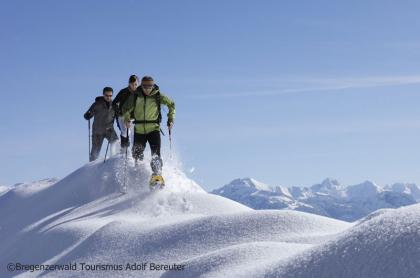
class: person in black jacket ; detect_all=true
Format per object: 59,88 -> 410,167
84,87 -> 118,162
113,75 -> 139,151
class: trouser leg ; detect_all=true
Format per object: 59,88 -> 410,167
105,128 -> 119,156
90,134 -> 105,162
118,117 -> 130,148
120,135 -> 129,148
132,133 -> 147,161
147,131 -> 162,175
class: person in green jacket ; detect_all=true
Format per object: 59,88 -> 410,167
122,76 -> 175,185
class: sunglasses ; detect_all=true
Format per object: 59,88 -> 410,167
142,85 -> 154,89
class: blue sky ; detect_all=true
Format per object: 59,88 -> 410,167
1,0 -> 420,190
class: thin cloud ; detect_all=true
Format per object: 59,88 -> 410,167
189,74 -> 420,99
177,118 -> 420,141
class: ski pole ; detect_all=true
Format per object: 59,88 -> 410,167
169,128 -> 172,159
123,127 -> 129,189
103,141 -> 110,163
88,119 -> 91,162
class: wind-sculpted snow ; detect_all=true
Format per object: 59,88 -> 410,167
264,203 -> 420,278
161,242 -> 310,278
0,156 -> 250,277
0,156 -> 417,277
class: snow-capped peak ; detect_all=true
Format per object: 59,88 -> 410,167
310,178 -> 341,192
217,178 -> 273,193
385,183 -> 420,201
273,185 -> 293,198
0,184 -> 10,196
346,180 -> 381,200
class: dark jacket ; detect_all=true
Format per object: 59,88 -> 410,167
112,87 -> 135,116
84,96 -> 116,135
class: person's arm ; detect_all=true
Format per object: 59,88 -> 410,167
84,102 -> 96,120
161,93 -> 175,127
112,89 -> 124,108
113,90 -> 126,116
122,94 -> 135,126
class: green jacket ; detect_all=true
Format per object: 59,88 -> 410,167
122,85 -> 175,134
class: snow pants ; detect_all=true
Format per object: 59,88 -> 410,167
132,130 -> 163,175
90,128 -> 118,162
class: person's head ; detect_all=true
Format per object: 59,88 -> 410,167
141,76 -> 155,95
103,87 -> 113,102
128,75 -> 139,92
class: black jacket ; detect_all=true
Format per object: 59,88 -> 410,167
113,87 -> 135,116
84,97 -> 116,135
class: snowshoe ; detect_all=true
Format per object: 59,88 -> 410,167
149,174 -> 165,190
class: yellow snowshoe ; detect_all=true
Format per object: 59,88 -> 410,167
149,174 -> 165,190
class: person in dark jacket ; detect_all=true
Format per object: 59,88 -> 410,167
84,87 -> 118,162
113,75 -> 139,151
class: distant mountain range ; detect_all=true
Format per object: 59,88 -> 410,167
211,178 -> 420,221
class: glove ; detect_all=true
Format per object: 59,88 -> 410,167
113,103 -> 121,116
167,119 -> 174,129
84,111 -> 93,120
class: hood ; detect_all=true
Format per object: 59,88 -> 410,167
95,96 -> 112,104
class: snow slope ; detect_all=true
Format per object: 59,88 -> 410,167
2,157 -> 418,277
265,203 -> 420,278
0,156 -> 350,277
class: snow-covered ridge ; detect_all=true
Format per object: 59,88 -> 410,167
212,177 -> 419,221
0,185 -> 10,195
1,158 -> 420,277
0,155 -> 348,277
0,178 -> 59,196
265,203 -> 420,278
